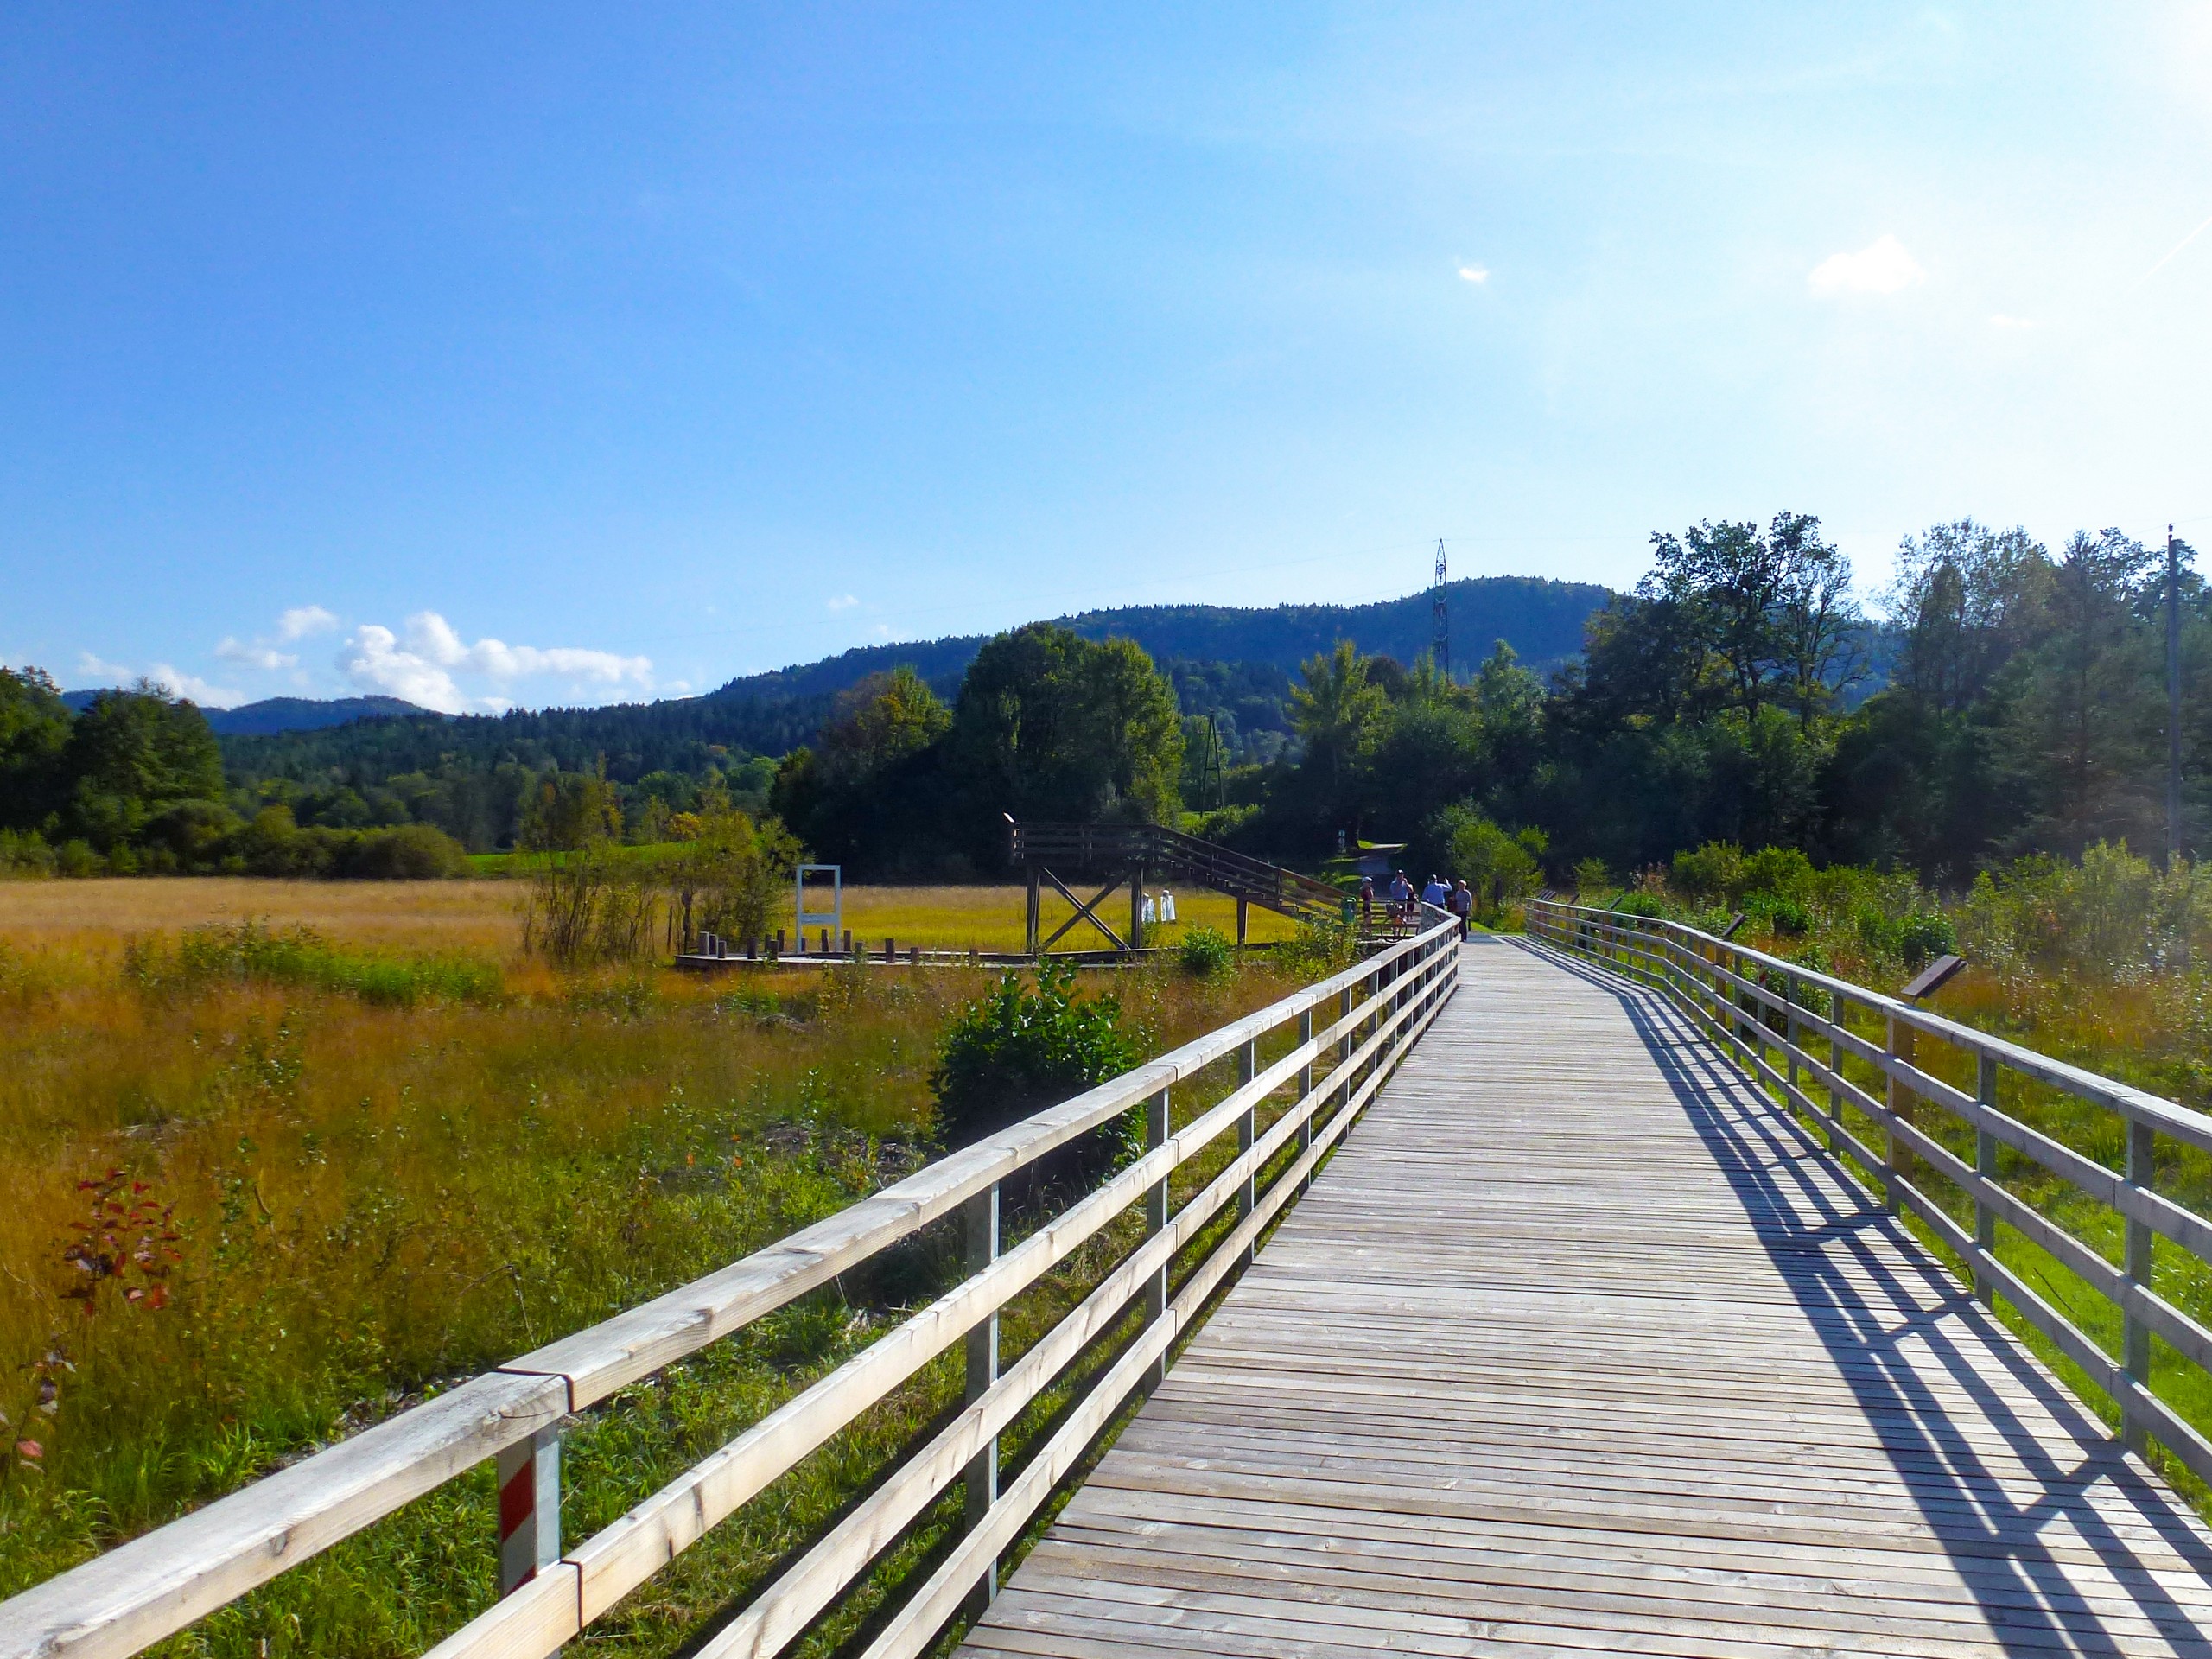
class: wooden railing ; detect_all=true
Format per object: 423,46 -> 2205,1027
1008,820 -> 1347,924
0,913 -> 1461,1659
1528,897 -> 2212,1488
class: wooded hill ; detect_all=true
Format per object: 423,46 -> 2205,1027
203,575 -> 1611,835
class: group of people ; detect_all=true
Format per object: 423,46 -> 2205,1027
1357,870 -> 1477,938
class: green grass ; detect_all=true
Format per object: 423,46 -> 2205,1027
0,905 -> 1309,1656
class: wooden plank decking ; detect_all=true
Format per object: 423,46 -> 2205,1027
958,932 -> 2212,1657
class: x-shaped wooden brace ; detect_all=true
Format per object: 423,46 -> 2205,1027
1036,868 -> 1128,953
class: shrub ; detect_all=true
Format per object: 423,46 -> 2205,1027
930,961 -> 1136,1202
1176,925 -> 1236,979
346,824 -> 471,880
0,830 -> 55,878
1571,857 -> 1613,898
1744,893 -> 1811,938
1278,915 -> 1357,979
524,846 -> 660,968
1671,842 -> 1746,906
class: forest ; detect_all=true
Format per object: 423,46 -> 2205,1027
2,513 -> 2200,890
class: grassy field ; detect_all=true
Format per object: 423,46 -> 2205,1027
0,877 -> 1300,964
0,878 -> 1313,1654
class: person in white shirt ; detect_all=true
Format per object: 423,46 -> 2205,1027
1160,889 -> 1176,923
1141,893 -> 1157,926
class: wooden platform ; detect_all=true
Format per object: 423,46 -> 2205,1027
958,933 -> 2212,1656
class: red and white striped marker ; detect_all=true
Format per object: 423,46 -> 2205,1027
496,1427 -> 561,1595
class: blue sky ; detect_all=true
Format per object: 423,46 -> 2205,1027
5,3 -> 2210,712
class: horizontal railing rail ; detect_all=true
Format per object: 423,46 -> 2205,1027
1527,896 -> 2212,1490
0,912 -> 1461,1659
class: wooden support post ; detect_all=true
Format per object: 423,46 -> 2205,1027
1237,1038 -> 1257,1267
1236,896 -> 1249,946
1296,1009 -> 1314,1158
1885,1014 -> 1912,1213
2124,1118 -> 2157,1457
1974,1053 -> 1999,1308
1143,1089 -> 1170,1389
963,1184 -> 1000,1604
1025,868 -> 1040,957
1129,867 -> 1144,950
495,1424 -> 561,1597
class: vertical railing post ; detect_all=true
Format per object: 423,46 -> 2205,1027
1974,1053 -> 1999,1308
1143,1089 -> 1171,1389
1237,1037 -> 1258,1267
1783,971 -> 1802,1106
1885,1013 -> 1912,1215
2124,1116 -> 2157,1457
1828,994 -> 1847,1141
496,1424 -> 561,1598
963,1182 -> 1001,1605
1297,1008 -> 1314,1158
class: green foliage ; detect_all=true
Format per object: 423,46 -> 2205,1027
1431,804 -> 1544,917
929,961 -> 1136,1163
1571,856 -> 1613,897
1175,925 -> 1236,979
126,922 -> 504,1007
951,625 -> 1183,830
1277,914 -> 1359,977
668,809 -> 800,950
523,845 -> 661,969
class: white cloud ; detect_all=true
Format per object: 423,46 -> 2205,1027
338,612 -> 653,714
827,594 -> 860,612
147,663 -> 245,708
1808,234 -> 1925,297
215,637 -> 299,671
1988,313 -> 2038,329
1457,264 -> 1489,283
276,605 -> 339,640
74,651 -> 243,707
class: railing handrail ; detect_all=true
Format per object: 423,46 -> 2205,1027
1008,819 -> 1345,918
1,915 -> 1462,1659
1524,895 -> 2212,1494
1527,898 -> 2212,1155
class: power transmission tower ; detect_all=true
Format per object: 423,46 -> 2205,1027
1432,540 -> 1449,680
2170,523 -> 2183,868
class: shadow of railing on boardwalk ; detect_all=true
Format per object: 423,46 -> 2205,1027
1510,936 -> 2212,1659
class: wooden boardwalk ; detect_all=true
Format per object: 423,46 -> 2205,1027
959,933 -> 2212,1657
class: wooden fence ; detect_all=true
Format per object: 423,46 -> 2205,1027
0,913 -> 1462,1659
1528,896 -> 2212,1488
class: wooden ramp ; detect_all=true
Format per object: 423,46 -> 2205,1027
958,933 -> 2212,1657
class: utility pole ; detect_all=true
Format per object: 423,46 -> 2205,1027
1432,540 -> 1450,681
2170,523 -> 2184,868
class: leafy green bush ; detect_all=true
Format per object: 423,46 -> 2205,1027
1671,842 -> 1746,906
930,961 -> 1136,1201
1176,925 -> 1235,978
1745,893 -> 1811,937
347,824 -> 471,880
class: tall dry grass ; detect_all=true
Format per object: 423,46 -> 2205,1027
0,887 -> 1301,1655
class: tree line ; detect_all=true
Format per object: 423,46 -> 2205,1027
7,510 -> 2200,889
1211,513 -> 2203,892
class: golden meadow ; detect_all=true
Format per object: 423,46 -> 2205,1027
0,880 -> 1300,1655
